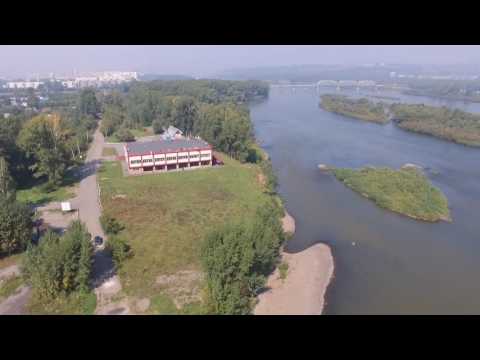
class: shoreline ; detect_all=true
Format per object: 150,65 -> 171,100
254,211 -> 335,315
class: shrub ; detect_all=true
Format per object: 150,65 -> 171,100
105,235 -> 133,270
0,197 -> 33,256
100,214 -> 124,235
115,128 -> 135,142
22,220 -> 93,299
278,261 -> 289,280
200,201 -> 284,315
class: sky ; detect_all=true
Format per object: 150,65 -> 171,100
1,45 -> 480,79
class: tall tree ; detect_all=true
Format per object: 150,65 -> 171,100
0,196 -> 33,255
0,157 -> 15,199
18,113 -> 73,186
78,88 -> 99,117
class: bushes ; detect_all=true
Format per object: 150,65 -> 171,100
115,128 -> 135,142
0,196 -> 33,256
105,235 -> 133,270
100,214 -> 124,235
22,220 -> 93,298
200,201 -> 284,315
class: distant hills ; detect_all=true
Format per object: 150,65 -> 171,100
215,63 -> 480,83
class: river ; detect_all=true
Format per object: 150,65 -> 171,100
249,86 -> 480,314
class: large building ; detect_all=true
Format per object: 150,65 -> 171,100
124,138 -> 213,174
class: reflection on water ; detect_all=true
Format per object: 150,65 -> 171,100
250,87 -> 480,314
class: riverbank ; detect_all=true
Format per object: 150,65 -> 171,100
254,211 -> 334,315
254,242 -> 334,315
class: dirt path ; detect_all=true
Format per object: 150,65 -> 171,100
70,125 -> 128,315
254,243 -> 334,315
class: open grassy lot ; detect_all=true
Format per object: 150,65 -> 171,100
102,147 -> 118,157
98,156 -> 271,307
332,167 -> 451,222
16,168 -> 81,206
106,127 -> 154,143
26,291 -> 97,315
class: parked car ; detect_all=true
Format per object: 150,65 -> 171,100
94,236 -> 103,246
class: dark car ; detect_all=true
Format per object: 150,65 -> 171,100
94,236 -> 103,246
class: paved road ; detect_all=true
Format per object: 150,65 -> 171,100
71,125 -> 124,310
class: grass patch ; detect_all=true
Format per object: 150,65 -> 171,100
0,253 -> 23,270
16,167 -> 81,206
332,167 -> 451,222
149,294 -> 178,315
98,156 -> 272,303
0,276 -> 23,300
102,147 -> 118,157
278,261 -> 289,280
106,127 -> 154,143
26,290 -> 97,315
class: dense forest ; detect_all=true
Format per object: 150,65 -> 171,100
100,79 -> 269,161
320,94 -> 389,124
390,103 -> 480,147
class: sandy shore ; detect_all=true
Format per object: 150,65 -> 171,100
254,243 -> 334,315
282,211 -> 296,235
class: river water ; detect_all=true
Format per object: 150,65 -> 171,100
249,86 -> 480,314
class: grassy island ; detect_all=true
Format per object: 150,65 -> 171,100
390,103 -> 480,147
320,94 -> 389,124
332,166 -> 451,222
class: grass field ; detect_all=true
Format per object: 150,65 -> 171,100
102,147 -> 118,157
106,127 -> 155,143
16,168 -> 81,206
98,156 -> 272,309
332,167 -> 451,222
26,291 -> 97,315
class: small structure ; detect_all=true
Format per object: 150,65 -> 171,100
61,202 -> 72,212
124,138 -> 213,174
162,126 -> 184,141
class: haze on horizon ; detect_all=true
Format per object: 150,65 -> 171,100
1,45 -> 480,79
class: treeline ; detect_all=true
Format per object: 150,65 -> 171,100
402,79 -> 480,102
0,88 -> 99,194
390,103 -> 480,147
320,94 -> 388,124
100,79 -> 269,162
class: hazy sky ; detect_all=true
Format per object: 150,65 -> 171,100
1,45 -> 480,78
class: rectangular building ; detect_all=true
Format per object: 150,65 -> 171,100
124,138 -> 213,174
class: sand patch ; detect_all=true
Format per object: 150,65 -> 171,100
254,243 -> 334,315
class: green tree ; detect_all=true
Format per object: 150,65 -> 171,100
0,197 -> 33,256
22,220 -> 93,298
17,113 -> 73,186
201,201 -> 284,314
0,157 -> 15,200
78,88 -> 99,117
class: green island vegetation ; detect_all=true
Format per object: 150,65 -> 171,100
332,166 -> 451,222
320,94 -> 389,124
390,103 -> 480,147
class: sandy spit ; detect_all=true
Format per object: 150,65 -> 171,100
254,243 -> 334,315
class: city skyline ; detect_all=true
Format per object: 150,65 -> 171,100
1,45 -> 480,79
